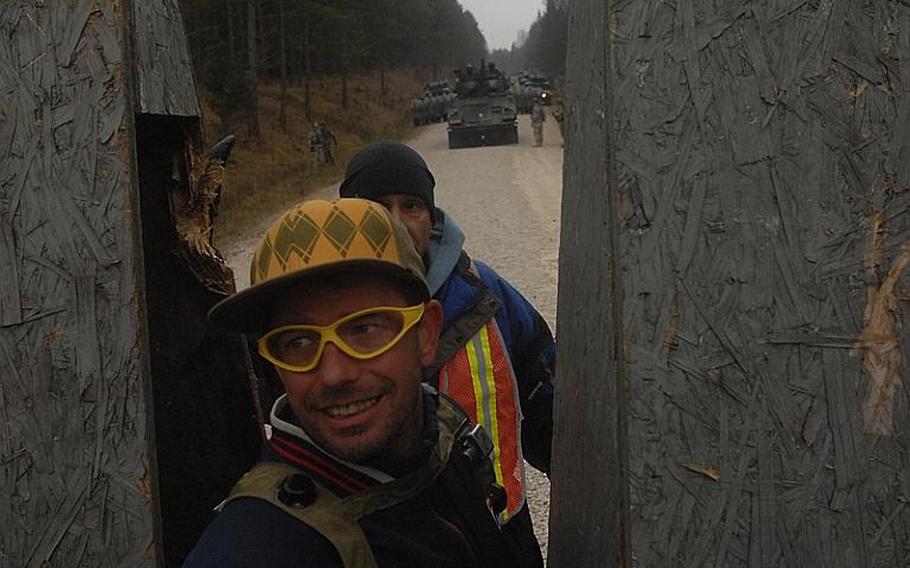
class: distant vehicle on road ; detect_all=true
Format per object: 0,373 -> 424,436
447,62 -> 518,149
512,71 -> 552,113
411,80 -> 455,126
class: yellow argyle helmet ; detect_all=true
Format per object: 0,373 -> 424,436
209,198 -> 428,333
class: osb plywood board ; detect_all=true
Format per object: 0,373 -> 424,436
1,2 -> 156,566
551,1 -> 910,566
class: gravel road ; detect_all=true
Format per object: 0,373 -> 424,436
222,113 -> 564,555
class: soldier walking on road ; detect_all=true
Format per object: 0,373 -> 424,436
531,98 -> 546,147
318,122 -> 338,165
308,122 -> 338,167
552,101 -> 566,147
308,122 -> 325,166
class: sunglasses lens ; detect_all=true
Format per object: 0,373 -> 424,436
261,305 -> 423,371
266,328 -> 322,369
337,311 -> 406,354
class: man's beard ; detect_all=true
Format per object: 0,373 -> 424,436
307,383 -> 424,466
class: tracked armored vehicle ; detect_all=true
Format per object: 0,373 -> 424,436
512,70 -> 552,113
411,81 -> 455,126
447,62 -> 518,149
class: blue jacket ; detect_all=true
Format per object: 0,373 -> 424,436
428,208 -> 556,474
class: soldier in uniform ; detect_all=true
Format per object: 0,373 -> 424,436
308,122 -> 325,166
317,122 -> 338,165
411,96 -> 425,126
530,97 -> 546,147
552,100 -> 566,147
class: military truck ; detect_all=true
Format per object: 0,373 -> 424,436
447,62 -> 518,149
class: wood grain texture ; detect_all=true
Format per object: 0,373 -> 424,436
552,0 -> 910,565
2,3 -> 259,567
548,0 -> 631,565
1,2 -> 156,566
133,0 -> 201,117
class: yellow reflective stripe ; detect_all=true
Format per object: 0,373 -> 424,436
465,338 -> 486,433
478,326 -> 505,499
465,329 -> 506,494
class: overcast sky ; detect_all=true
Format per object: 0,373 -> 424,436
458,0 -> 544,51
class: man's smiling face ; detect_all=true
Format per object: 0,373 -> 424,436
267,276 -> 441,464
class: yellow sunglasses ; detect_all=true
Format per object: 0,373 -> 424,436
257,304 -> 426,373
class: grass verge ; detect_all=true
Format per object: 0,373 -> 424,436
203,68 -> 424,245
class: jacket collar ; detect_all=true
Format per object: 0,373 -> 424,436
426,207 -> 465,295
269,395 -> 395,489
267,386 -> 441,493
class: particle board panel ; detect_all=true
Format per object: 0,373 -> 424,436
551,0 -> 910,566
0,2 -> 157,566
133,0 -> 200,117
1,3 -> 260,567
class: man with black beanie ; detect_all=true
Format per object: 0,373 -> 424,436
341,141 -> 555,568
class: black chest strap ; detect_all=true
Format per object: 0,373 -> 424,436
223,395 -> 473,568
430,253 -> 502,380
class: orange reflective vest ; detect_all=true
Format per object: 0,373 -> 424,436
438,309 -> 525,524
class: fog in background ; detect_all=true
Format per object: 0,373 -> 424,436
458,0 -> 544,50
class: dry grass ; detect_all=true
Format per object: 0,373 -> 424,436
203,68 -> 425,244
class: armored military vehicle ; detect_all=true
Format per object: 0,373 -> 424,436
411,81 -> 455,126
512,70 -> 552,113
447,62 -> 518,149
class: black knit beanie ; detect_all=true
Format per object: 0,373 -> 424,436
339,141 -> 436,221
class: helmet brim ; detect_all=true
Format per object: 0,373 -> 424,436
209,260 -> 429,335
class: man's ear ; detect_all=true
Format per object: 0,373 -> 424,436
417,299 -> 443,368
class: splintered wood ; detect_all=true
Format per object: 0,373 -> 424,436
167,133 -> 235,295
854,209 -> 908,436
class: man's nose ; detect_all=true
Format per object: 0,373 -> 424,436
316,341 -> 360,387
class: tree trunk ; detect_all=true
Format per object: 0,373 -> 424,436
292,10 -> 302,87
226,0 -> 236,62
304,17 -> 312,122
277,0 -> 287,130
341,65 -> 348,110
245,0 -> 259,137
255,0 -> 264,67
380,63 -> 386,106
